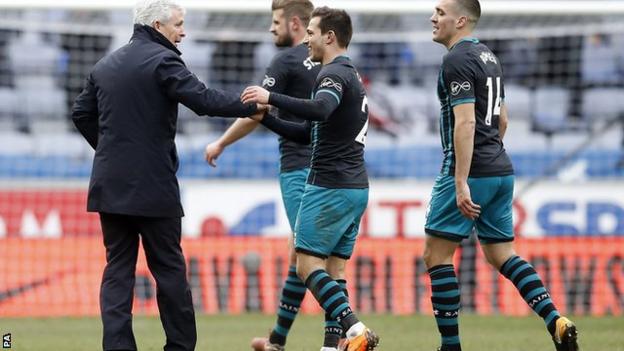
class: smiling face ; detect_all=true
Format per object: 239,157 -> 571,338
304,16 -> 325,62
430,0 -> 461,47
155,8 -> 185,47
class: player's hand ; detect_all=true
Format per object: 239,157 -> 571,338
456,181 -> 481,220
248,111 -> 265,122
241,86 -> 270,104
256,103 -> 269,112
204,141 -> 224,168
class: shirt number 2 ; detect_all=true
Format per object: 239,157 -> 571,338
355,96 -> 369,145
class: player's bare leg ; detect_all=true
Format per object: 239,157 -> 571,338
482,242 -> 578,351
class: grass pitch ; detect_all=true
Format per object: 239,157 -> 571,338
0,314 -> 622,350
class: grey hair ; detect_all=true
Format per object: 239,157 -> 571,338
133,0 -> 185,26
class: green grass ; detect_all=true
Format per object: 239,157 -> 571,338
0,314 -> 622,350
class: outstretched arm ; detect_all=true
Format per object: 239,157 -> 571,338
204,118 -> 260,167
241,85 -> 340,122
157,54 -> 258,117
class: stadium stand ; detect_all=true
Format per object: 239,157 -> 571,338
0,7 -> 620,178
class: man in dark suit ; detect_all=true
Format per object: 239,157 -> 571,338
71,1 -> 260,350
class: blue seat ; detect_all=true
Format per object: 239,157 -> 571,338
504,84 -> 532,120
532,86 -> 570,136
581,87 -> 624,123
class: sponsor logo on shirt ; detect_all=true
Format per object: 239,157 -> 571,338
480,51 -> 498,65
318,77 -> 343,92
303,57 -> 320,70
262,75 -> 276,88
450,81 -> 471,96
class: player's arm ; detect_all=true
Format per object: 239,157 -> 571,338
204,118 -> 260,167
250,112 -> 311,145
445,55 -> 481,219
453,103 -> 481,220
241,87 -> 339,122
499,103 -> 508,140
241,74 -> 344,121
205,54 -> 290,166
269,91 -> 339,121
156,54 -> 258,117
71,74 -> 99,149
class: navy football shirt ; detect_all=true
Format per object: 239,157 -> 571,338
263,55 -> 369,188
437,38 -> 514,177
262,43 -> 320,172
307,56 -> 369,188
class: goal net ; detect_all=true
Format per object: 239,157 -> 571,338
0,0 -> 622,317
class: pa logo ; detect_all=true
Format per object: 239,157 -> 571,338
2,333 -> 10,349
450,81 -> 471,96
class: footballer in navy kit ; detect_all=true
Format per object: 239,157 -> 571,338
242,7 -> 379,351
422,1 -> 578,351
424,36 -> 515,242
259,52 -> 370,255
203,2 -> 336,351
258,36 -> 320,244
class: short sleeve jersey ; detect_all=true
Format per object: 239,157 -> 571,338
308,56 -> 369,189
437,38 -> 514,177
263,43 -> 320,172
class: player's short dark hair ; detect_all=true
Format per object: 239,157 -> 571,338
455,0 -> 481,26
272,0 -> 314,27
311,6 -> 353,48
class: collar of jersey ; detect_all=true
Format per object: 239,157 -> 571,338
331,55 -> 351,63
449,37 -> 479,51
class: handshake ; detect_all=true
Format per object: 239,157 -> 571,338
242,86 -> 271,122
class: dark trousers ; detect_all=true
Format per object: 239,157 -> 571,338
99,213 -> 196,351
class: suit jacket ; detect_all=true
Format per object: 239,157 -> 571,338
72,25 -> 256,217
